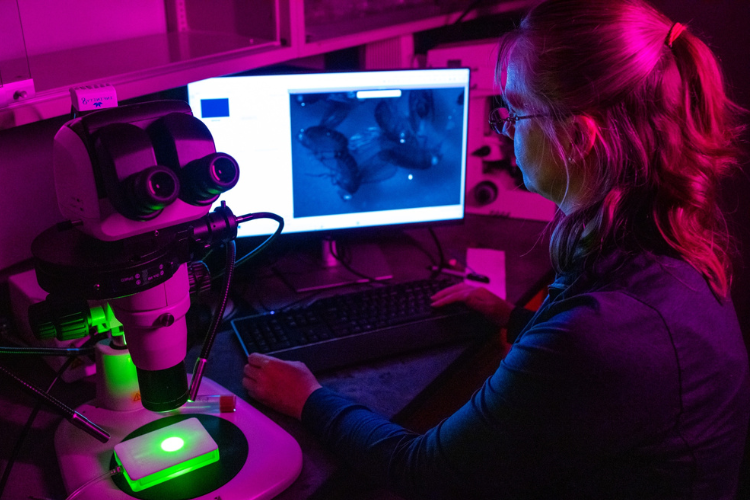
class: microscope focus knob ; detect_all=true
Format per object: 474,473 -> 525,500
187,261 -> 212,295
28,299 -> 90,341
31,317 -> 57,340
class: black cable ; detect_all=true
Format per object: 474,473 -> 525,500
0,333 -> 105,498
404,232 -> 440,268
427,226 -> 447,280
234,212 -> 284,267
189,240 -> 236,401
432,0 -> 487,49
454,0 -> 485,24
0,346 -> 95,356
200,240 -> 235,360
278,289 -> 326,312
211,212 -> 284,280
327,238 -> 380,284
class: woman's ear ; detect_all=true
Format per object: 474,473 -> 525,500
571,114 -> 598,158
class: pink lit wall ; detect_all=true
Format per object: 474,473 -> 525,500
17,0 -> 166,56
0,116 -> 67,269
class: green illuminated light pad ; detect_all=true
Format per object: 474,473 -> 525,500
114,417 -> 219,492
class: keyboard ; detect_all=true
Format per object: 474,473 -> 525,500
231,278 -> 497,372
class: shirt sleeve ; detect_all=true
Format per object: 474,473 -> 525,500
302,386 -> 468,499
301,292 -> 679,499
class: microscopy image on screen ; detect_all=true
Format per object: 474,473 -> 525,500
289,87 -> 465,218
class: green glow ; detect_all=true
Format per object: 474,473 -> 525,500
160,437 -> 184,452
115,448 -> 220,492
113,418 -> 219,492
101,350 -> 138,395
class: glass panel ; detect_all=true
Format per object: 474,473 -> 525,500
304,0 -> 480,43
0,0 -> 32,87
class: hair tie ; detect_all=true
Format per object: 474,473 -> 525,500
666,22 -> 686,48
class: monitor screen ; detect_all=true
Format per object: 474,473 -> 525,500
187,68 -> 470,238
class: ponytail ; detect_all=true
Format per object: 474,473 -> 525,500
652,27 -> 744,297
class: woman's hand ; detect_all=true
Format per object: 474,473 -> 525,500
431,282 -> 515,328
242,353 -> 322,420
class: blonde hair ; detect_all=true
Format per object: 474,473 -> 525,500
497,0 -> 744,297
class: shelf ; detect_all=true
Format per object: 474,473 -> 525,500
295,0 -> 532,58
1,31 -> 288,127
0,0 -> 532,130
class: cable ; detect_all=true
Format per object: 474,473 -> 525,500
453,0 -> 485,25
404,233 -> 440,268
0,364 -> 109,441
234,212 -> 284,267
189,209 -> 280,396
327,238 -> 381,284
64,465 -> 122,500
427,226 -> 447,280
189,239 -> 236,401
0,361 -> 73,497
0,346 -> 95,356
0,333 -> 105,498
279,289 -> 326,312
431,0 -> 487,49
211,211 -> 284,280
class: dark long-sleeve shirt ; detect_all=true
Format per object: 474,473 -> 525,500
302,250 -> 750,499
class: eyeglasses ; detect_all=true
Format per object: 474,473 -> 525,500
488,108 -> 547,135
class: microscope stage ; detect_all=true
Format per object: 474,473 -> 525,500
55,377 -> 302,499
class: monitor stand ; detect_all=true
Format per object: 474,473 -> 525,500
276,239 -> 393,292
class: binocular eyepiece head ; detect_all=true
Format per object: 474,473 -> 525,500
64,101 -> 241,227
119,152 -> 239,219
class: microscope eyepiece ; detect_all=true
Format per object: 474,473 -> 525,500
147,170 -> 179,200
179,153 -> 240,206
212,155 -> 240,188
125,166 -> 180,217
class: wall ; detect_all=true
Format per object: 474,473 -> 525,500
17,0 -> 166,55
0,115 -> 67,268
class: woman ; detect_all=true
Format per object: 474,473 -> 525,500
242,0 -> 750,497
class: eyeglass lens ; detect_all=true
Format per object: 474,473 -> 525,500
489,107 -> 510,134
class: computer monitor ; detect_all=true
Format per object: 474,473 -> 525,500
187,68 -> 470,239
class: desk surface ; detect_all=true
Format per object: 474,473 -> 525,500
0,214 -> 551,500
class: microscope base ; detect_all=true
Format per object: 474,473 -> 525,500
55,377 -> 302,499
